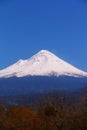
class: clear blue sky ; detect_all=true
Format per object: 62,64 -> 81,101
0,0 -> 87,71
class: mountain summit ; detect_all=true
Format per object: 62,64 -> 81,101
0,50 -> 87,78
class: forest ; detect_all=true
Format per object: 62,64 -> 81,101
0,90 -> 87,130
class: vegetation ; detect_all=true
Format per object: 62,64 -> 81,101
0,93 -> 87,130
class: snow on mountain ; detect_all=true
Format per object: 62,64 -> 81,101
0,50 -> 87,78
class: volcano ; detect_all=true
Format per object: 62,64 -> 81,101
0,50 -> 87,96
0,50 -> 87,78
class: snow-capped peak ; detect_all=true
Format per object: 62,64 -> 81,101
35,50 -> 54,56
0,50 -> 87,78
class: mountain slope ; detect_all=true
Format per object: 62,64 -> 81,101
0,50 -> 87,78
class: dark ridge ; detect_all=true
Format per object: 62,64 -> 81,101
0,76 -> 87,96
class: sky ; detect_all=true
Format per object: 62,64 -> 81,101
0,0 -> 87,71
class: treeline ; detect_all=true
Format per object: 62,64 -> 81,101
0,99 -> 87,130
